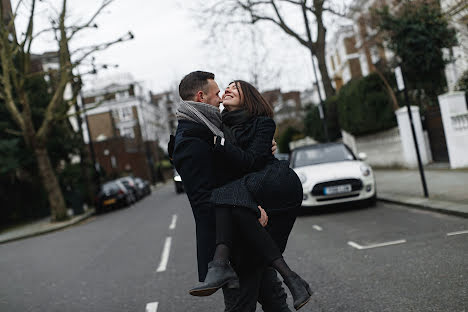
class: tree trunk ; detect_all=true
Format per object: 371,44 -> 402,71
315,45 -> 335,98
34,144 -> 69,222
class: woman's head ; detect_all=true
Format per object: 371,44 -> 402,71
222,80 -> 273,117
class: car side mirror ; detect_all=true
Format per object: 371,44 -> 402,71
358,152 -> 367,161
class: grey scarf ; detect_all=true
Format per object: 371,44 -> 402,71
176,100 -> 224,138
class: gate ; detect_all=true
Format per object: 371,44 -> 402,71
424,105 -> 449,162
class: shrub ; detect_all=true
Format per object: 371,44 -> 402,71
304,95 -> 341,142
337,73 -> 397,136
278,126 -> 302,153
455,70 -> 468,91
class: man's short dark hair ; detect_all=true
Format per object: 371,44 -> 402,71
179,71 -> 215,101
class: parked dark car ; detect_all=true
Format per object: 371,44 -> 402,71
174,169 -> 184,194
118,176 -> 144,200
96,180 -> 134,213
134,177 -> 151,196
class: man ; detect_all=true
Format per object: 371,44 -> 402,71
171,71 -> 292,312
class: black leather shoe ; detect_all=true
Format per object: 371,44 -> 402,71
189,260 -> 239,297
283,273 -> 313,311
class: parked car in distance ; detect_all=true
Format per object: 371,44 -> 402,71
274,153 -> 290,162
118,176 -> 144,200
174,169 -> 184,194
134,177 -> 151,197
96,180 -> 134,213
290,143 -> 376,208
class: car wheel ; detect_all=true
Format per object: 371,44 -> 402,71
367,193 -> 377,207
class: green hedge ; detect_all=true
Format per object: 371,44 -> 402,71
304,95 -> 341,142
278,127 -> 302,153
337,73 -> 397,136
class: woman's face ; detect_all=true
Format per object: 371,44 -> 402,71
222,82 -> 243,111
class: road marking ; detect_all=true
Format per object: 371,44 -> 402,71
145,302 -> 159,312
169,214 -> 178,230
447,230 -> 468,236
312,225 -> 323,231
347,239 -> 406,250
156,237 -> 172,272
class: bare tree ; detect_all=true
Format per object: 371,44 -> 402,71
0,0 -> 133,221
197,0 -> 343,98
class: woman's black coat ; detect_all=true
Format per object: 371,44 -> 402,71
211,116 -> 303,215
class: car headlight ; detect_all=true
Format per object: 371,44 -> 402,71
360,164 -> 371,177
174,175 -> 182,182
298,173 -> 307,184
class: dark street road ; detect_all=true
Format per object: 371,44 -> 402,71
1,184 -> 467,312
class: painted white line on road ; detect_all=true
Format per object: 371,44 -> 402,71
156,237 -> 172,272
312,225 -> 323,231
145,302 -> 159,312
169,214 -> 178,230
446,230 -> 468,236
347,239 -> 406,250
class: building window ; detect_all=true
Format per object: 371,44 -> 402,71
119,106 -> 133,121
116,91 -> 130,100
120,126 -> 135,138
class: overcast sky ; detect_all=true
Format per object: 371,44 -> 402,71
12,0 -> 352,94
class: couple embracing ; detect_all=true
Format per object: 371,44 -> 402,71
170,71 -> 312,311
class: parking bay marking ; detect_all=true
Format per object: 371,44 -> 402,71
169,214 -> 178,230
347,239 -> 406,250
313,225 -> 323,231
145,302 -> 159,312
446,230 -> 468,236
156,237 -> 172,272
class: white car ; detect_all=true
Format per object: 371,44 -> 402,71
291,143 -> 376,207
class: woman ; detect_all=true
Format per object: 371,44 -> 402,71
186,80 -> 311,311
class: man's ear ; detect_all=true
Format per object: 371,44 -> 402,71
195,91 -> 204,102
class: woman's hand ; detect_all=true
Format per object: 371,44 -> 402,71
258,205 -> 268,227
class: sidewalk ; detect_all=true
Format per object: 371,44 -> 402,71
0,209 -> 95,245
0,182 -> 168,245
374,167 -> 468,217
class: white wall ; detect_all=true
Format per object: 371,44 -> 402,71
395,106 -> 432,167
342,123 -> 432,168
438,92 -> 468,168
342,127 -> 407,167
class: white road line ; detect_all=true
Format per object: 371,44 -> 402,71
169,214 -> 178,230
156,237 -> 172,272
347,239 -> 406,250
446,230 -> 468,236
312,225 -> 323,231
145,302 -> 159,312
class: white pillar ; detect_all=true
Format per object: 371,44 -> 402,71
395,106 -> 431,168
438,92 -> 468,169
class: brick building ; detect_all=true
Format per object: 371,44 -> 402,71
262,89 -> 305,136
81,78 -> 161,182
326,25 -> 363,90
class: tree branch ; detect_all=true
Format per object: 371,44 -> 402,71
72,32 -> 134,66
70,0 -> 114,38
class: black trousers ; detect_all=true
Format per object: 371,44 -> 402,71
216,205 -> 283,264
222,210 -> 297,312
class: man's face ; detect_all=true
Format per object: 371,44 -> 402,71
202,79 -> 222,108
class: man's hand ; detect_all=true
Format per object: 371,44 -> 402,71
271,139 -> 277,155
258,205 -> 268,227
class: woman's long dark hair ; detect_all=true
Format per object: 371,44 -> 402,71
232,80 -> 274,118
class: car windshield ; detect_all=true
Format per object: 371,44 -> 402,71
102,182 -> 118,193
292,144 -> 355,168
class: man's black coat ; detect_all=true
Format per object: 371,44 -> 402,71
172,120 -> 225,281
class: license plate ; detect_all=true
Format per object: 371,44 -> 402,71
103,198 -> 116,205
324,184 -> 352,195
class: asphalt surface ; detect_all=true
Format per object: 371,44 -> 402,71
0,184 -> 467,312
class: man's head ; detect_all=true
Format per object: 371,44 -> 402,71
179,71 -> 221,107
